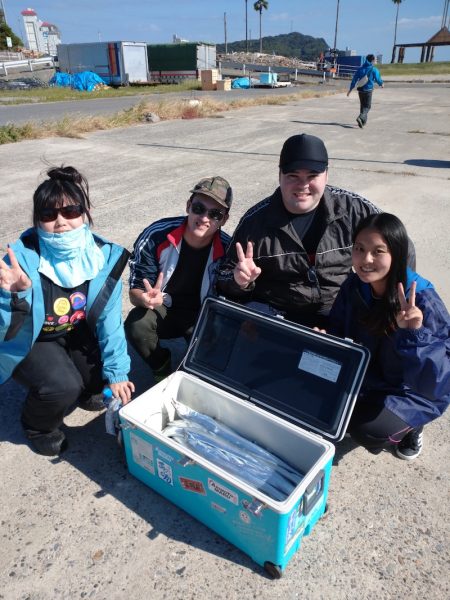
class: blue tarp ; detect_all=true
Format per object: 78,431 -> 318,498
231,77 -> 251,89
49,71 -> 107,92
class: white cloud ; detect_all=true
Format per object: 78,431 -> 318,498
398,16 -> 442,29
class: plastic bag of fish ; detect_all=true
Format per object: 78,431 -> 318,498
162,400 -> 304,502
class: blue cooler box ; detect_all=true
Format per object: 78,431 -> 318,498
120,298 -> 369,578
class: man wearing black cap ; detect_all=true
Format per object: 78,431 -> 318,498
125,176 -> 232,382
216,133 -> 383,328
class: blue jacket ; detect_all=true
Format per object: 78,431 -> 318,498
0,228 -> 131,385
329,270 -> 450,427
349,59 -> 383,93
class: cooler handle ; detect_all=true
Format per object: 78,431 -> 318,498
302,470 -> 324,515
178,456 -> 196,467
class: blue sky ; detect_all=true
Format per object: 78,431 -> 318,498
4,1 -> 450,62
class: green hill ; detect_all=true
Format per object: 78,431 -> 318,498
217,32 -> 329,61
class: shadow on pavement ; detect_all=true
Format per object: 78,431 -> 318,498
0,341 -> 269,577
404,159 -> 450,168
291,119 -> 356,129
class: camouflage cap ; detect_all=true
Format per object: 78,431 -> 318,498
190,176 -> 233,209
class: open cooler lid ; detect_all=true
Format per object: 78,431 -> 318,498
183,297 -> 370,442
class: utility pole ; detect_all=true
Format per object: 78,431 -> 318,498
332,0 -> 340,68
0,0 -> 8,25
245,0 -> 248,52
442,0 -> 449,28
224,12 -> 227,54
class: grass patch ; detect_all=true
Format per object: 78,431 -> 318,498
0,80 -> 201,104
0,89 -> 339,145
377,61 -> 450,77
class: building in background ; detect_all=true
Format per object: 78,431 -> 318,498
40,21 -> 61,55
21,7 -> 61,55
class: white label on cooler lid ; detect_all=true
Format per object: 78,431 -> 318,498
298,350 -> 342,383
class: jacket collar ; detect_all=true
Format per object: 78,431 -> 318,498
266,185 -> 343,229
166,218 -> 226,260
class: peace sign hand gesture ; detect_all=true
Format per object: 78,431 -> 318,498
233,241 -> 262,289
396,281 -> 423,330
0,247 -> 32,293
142,272 -> 164,310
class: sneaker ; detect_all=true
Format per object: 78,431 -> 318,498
396,427 -> 423,461
25,428 -> 68,456
356,117 -> 363,129
79,392 -> 106,411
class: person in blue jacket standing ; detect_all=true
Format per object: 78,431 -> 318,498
0,166 -> 134,456
327,213 -> 449,460
347,54 -> 384,128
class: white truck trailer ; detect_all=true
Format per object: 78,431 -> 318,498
56,41 -> 149,86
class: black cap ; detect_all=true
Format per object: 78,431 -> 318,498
279,134 -> 328,174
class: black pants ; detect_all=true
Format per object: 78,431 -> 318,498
13,326 -> 104,433
348,391 -> 412,451
124,305 -> 197,369
357,90 -> 373,125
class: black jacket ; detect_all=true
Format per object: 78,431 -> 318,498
217,185 -> 382,326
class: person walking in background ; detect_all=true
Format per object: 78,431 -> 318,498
125,177 -> 231,383
0,167 -> 134,456
327,213 -> 450,460
347,54 -> 384,128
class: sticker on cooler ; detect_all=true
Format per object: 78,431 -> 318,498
239,511 -> 251,525
156,448 -> 174,463
179,477 -> 206,495
157,459 -> 173,485
211,502 -> 227,513
130,432 -> 155,474
298,350 -> 342,383
208,478 -> 238,505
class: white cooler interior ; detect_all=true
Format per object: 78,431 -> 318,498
121,370 -> 330,480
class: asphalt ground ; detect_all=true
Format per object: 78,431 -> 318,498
0,83 -> 449,599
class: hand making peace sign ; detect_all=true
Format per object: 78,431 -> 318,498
0,247 -> 32,293
141,272 -> 164,310
233,241 -> 262,289
396,281 -> 423,330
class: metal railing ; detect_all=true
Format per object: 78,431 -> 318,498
0,56 -> 55,76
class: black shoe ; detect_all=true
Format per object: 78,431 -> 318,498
79,392 -> 106,411
25,428 -> 68,456
356,117 -> 363,129
396,427 -> 423,461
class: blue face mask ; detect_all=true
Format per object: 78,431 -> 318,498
37,224 -> 105,288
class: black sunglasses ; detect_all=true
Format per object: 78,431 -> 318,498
39,205 -> 84,223
190,201 -> 226,222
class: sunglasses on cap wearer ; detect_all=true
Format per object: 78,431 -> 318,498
190,201 -> 226,222
38,204 -> 84,223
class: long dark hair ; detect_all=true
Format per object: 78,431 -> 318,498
353,213 -> 408,335
33,166 -> 93,227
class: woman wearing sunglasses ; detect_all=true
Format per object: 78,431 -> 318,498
0,166 -> 134,456
125,176 -> 232,383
